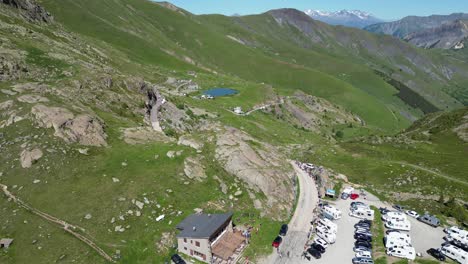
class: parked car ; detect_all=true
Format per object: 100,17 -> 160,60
379,207 -> 390,214
279,224 -> 288,236
171,254 -> 186,264
307,247 -> 322,259
313,237 -> 329,249
427,248 -> 446,261
406,210 -> 420,219
355,222 -> 371,228
318,202 -> 329,208
393,204 -> 404,211
358,219 -> 372,225
355,230 -> 372,237
418,214 -> 440,227
355,240 -> 372,249
354,246 -> 372,253
272,236 -> 282,248
355,234 -> 373,242
341,193 -> 350,200
351,193 -> 360,200
310,243 -> 326,254
352,257 -> 374,264
356,251 -> 372,258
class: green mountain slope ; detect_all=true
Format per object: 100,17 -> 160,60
0,1 -> 467,263
38,1 -> 468,130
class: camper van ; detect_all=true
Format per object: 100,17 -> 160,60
385,219 -> 411,231
350,207 -> 375,220
316,226 -> 337,244
322,205 -> 342,220
382,212 -> 406,222
445,226 -> 467,237
386,245 -> 416,260
450,233 -> 468,251
384,232 -> 412,248
441,244 -> 468,264
317,218 -> 338,233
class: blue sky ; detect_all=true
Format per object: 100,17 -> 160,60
164,0 -> 468,20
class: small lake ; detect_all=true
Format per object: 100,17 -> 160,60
203,88 -> 238,97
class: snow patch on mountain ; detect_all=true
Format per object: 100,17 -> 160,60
304,9 -> 382,28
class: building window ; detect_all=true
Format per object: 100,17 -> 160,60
184,238 -> 187,243
184,247 -> 187,251
195,241 -> 200,247
193,250 -> 206,260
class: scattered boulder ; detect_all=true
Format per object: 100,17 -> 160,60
84,214 -> 92,220
112,178 -> 120,183
166,151 -> 175,158
17,94 -> 49,103
135,201 -> 144,210
20,148 -> 43,168
183,156 -> 206,181
31,105 -> 107,146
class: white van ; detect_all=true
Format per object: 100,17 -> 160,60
322,205 -> 342,220
441,244 -> 468,264
445,226 -> 466,237
317,218 -> 338,233
450,233 -> 468,251
386,245 -> 416,260
316,226 -> 336,244
384,233 -> 411,248
385,219 -> 411,231
382,212 -> 406,222
349,207 -> 374,220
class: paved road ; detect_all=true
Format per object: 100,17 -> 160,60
259,161 -> 319,264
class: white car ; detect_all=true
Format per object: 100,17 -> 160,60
405,210 -> 419,218
313,237 -> 329,248
356,251 -> 372,258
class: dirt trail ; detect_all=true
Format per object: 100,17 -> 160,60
394,161 -> 468,186
0,183 -> 115,263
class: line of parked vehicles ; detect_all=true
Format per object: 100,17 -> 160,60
350,202 -> 374,264
426,226 -> 468,264
379,207 -> 416,261
304,203 -> 343,260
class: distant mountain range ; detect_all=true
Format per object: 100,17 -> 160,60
304,9 -> 383,28
365,13 -> 468,49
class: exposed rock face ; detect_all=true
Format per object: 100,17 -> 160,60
183,156 -> 206,181
453,114 -> 468,142
215,126 -> 295,219
404,20 -> 468,49
122,127 -> 173,145
0,53 -> 28,81
0,100 -> 14,110
17,94 -> 49,103
20,148 -> 43,168
2,0 -> 53,23
31,105 -> 107,146
177,135 -> 203,151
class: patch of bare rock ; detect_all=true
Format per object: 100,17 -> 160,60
183,156 -> 206,181
17,94 -> 49,103
31,104 -> 107,146
20,148 -> 43,168
215,126 -> 295,219
122,127 -> 173,145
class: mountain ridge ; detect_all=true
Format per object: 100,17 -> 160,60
304,8 -> 383,28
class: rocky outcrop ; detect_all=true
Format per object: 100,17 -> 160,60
0,53 -> 28,81
183,156 -> 206,181
17,94 -> 49,103
404,20 -> 468,49
177,135 -> 203,151
145,86 -> 165,132
215,126 -> 295,219
2,0 -> 53,23
20,148 -> 43,168
31,104 -> 107,146
122,127 -> 173,145
0,100 -> 14,110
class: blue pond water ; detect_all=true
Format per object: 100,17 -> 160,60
203,88 -> 238,97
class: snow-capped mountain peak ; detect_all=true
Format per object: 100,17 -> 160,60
304,9 -> 382,28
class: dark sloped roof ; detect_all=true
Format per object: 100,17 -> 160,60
176,212 -> 233,238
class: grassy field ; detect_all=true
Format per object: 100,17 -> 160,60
371,206 -> 387,262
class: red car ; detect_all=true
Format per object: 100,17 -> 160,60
272,236 -> 282,248
351,193 -> 359,200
